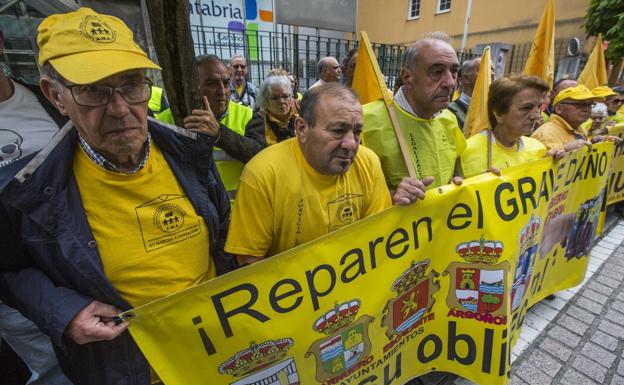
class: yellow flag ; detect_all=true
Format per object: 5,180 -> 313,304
523,0 -> 555,88
464,47 -> 492,137
577,35 -> 608,90
351,31 -> 393,106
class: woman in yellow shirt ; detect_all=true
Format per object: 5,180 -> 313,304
257,74 -> 299,146
461,75 -> 555,178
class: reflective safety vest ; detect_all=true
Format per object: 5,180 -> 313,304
149,86 -> 175,125
215,101 -> 254,200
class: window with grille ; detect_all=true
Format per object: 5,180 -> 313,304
408,0 -> 421,19
437,0 -> 452,13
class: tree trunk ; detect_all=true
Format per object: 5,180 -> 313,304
608,58 -> 623,85
145,0 -> 201,126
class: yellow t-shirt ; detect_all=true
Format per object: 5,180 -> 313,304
460,131 -> 547,178
225,138 -> 392,258
362,100 -> 466,189
73,142 -> 215,308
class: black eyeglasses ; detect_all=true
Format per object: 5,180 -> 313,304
66,80 -> 153,107
232,64 -> 246,69
558,101 -> 593,109
612,99 -> 624,104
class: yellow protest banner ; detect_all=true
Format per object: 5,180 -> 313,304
607,124 -> 624,205
123,143 -> 613,385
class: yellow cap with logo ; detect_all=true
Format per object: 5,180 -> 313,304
553,84 -> 601,106
37,7 -> 160,85
592,86 -> 617,98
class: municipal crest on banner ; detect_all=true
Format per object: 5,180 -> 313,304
511,216 -> 541,311
381,259 -> 439,338
218,338 -> 299,385
444,237 -> 510,318
305,300 -> 373,382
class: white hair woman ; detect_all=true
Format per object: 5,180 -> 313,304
257,75 -> 298,145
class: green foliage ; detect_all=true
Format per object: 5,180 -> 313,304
585,0 -> 624,60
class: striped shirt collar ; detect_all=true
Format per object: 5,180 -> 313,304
78,132 -> 151,174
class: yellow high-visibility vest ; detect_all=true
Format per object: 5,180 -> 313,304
149,86 -> 175,125
215,101 -> 254,200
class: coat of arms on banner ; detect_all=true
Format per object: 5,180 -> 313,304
381,259 -> 439,339
305,300 -> 373,383
444,237 -> 510,323
511,216 -> 541,311
218,338 -> 299,385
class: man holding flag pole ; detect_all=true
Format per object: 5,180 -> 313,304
356,32 -> 465,193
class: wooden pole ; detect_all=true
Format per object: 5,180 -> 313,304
145,0 -> 202,126
387,103 -> 419,180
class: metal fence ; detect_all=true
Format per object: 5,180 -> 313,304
505,38 -> 572,76
189,25 -> 489,92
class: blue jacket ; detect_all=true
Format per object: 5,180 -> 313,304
0,118 -> 234,385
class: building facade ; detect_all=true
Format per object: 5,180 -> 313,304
357,0 -> 593,78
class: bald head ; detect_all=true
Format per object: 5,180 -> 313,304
400,34 -> 459,118
317,56 -> 341,83
402,33 -> 453,70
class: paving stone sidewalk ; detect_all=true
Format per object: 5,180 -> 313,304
451,219 -> 624,385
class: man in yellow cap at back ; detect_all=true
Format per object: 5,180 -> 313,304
0,8 -> 233,385
531,84 -> 601,151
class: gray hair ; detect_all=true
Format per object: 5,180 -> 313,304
402,31 -> 453,70
39,62 -> 66,92
197,54 -> 225,68
230,54 -> 247,64
460,58 -> 480,77
257,75 -> 292,110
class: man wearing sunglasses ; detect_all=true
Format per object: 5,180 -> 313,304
0,8 -> 233,385
229,54 -> 257,110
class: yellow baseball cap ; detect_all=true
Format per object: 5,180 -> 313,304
592,86 -> 617,98
553,84 -> 601,106
37,7 -> 160,85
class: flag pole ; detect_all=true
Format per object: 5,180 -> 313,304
356,31 -> 418,180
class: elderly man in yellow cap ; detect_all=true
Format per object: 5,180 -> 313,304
0,8 -> 233,385
531,84 -> 600,151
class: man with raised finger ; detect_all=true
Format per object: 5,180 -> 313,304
0,8 -> 232,385
185,54 -> 265,200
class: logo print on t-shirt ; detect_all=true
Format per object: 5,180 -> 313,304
0,129 -> 24,167
328,193 -> 363,232
155,205 -> 185,232
136,194 -> 201,252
